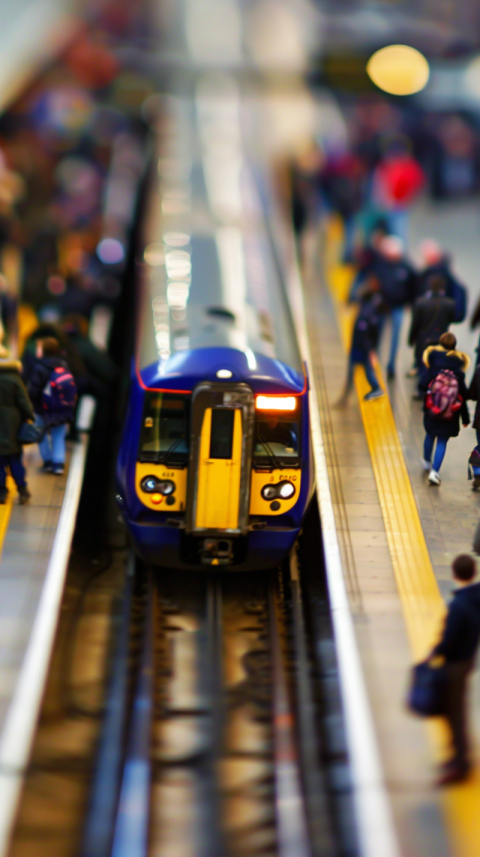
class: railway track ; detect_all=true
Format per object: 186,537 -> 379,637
81,511 -> 354,857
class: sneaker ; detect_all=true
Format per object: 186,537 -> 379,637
364,388 -> 384,401
422,459 -> 431,472
52,464 -> 64,476
0,488 -> 7,504
387,368 -> 395,380
428,470 -> 441,486
473,476 -> 480,491
40,460 -> 53,473
18,486 -> 31,505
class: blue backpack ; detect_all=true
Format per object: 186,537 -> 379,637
42,366 -> 77,418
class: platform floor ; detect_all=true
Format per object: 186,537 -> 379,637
302,197 -> 480,857
0,446 -> 69,735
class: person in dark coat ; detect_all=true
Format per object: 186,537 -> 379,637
420,332 -> 470,485
430,554 -> 480,785
372,235 -> 416,379
416,240 -> 467,322
0,350 -> 34,504
408,274 -> 456,377
26,337 -> 75,475
467,365 -> 480,489
337,278 -> 387,403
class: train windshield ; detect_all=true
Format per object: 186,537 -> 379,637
139,392 -> 190,464
253,412 -> 300,466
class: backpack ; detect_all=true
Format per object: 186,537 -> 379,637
42,366 -> 77,418
425,369 -> 462,419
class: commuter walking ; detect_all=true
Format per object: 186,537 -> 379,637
0,348 -> 34,504
408,274 -> 456,379
26,337 -> 77,475
431,554 -> 480,785
467,363 -> 480,490
337,278 -> 386,403
416,239 -> 467,322
370,140 -> 425,241
420,332 -> 469,485
373,235 -> 416,379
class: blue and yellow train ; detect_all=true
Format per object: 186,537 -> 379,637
116,78 -> 314,569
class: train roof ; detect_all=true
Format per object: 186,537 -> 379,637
137,346 -> 305,396
136,77 -> 303,378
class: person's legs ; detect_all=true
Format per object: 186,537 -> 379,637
442,661 -> 472,777
51,423 -> 67,468
433,436 -> 448,472
0,457 -> 7,502
364,355 -> 380,392
423,433 -> 435,465
36,415 -> 52,465
8,455 -> 27,489
387,306 -> 404,377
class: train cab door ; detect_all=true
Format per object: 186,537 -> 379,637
186,382 -> 254,535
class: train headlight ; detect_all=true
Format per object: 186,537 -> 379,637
141,476 -> 159,493
261,484 -> 278,500
141,476 -> 175,496
261,481 -> 295,501
278,481 -> 295,499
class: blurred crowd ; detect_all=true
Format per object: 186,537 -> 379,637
0,16 -> 152,504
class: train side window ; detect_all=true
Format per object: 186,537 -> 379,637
253,412 -> 300,465
139,393 -> 189,463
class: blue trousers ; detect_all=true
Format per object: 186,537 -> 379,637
346,352 -> 379,394
387,306 -> 404,375
0,455 -> 27,489
424,434 -> 448,472
35,415 -> 67,465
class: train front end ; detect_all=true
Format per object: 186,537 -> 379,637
117,348 -> 313,570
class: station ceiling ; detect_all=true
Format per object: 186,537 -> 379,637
315,0 -> 480,57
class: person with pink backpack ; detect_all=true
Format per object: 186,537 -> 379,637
420,332 -> 470,485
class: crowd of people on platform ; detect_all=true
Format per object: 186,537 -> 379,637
289,98 -> 480,788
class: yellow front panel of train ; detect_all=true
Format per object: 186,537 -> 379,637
195,408 -> 242,531
135,462 -> 187,512
250,469 -> 301,515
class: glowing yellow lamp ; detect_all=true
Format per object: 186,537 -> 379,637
367,45 -> 430,96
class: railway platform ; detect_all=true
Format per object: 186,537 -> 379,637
299,199 -> 480,857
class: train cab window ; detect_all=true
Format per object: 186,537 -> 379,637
210,409 -> 234,459
253,412 -> 300,466
139,393 -> 189,464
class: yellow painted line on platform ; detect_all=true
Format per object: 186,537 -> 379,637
0,478 -> 15,565
324,216 -> 480,857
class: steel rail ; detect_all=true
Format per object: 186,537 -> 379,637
110,567 -> 154,857
269,572 -> 311,857
79,555 -> 136,857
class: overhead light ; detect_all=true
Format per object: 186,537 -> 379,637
144,244 -> 164,266
256,396 -> 296,411
97,237 -> 125,265
367,45 -> 430,96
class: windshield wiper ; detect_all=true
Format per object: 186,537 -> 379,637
256,434 -> 283,470
156,438 -> 187,466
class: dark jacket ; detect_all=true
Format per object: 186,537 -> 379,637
433,582 -> 480,662
415,262 -> 467,322
421,344 -> 470,438
26,356 -> 71,426
350,295 -> 384,358
372,256 -> 416,309
408,293 -> 456,365
468,366 -> 480,430
0,360 -> 34,456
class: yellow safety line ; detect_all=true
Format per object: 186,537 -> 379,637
0,478 -> 15,565
324,216 -> 480,857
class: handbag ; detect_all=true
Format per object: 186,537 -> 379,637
407,659 -> 446,717
18,422 -> 44,445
